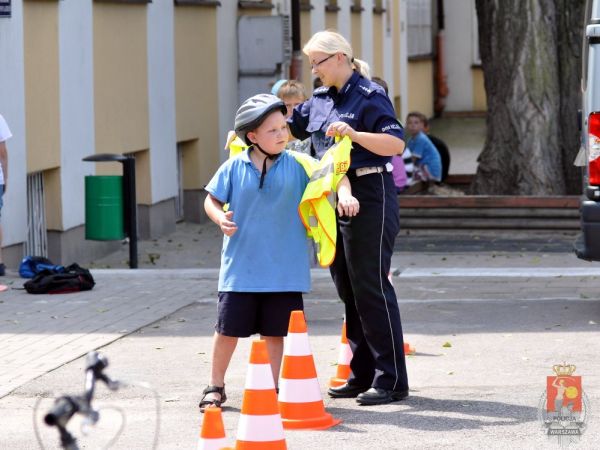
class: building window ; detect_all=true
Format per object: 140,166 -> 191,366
407,0 -> 432,58
0,0 -> 11,19
471,2 -> 481,65
26,172 -> 48,258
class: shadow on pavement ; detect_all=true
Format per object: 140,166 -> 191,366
327,395 -> 537,431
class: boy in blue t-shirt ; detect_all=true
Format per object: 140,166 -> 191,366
406,112 -> 442,182
199,94 -> 358,412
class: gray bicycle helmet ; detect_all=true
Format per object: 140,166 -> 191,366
234,93 -> 287,145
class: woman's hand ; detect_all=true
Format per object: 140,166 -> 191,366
326,121 -> 358,141
336,175 -> 359,217
337,193 -> 360,217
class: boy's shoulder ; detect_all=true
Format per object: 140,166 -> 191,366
411,132 -> 431,146
223,149 -> 250,167
210,150 -> 252,183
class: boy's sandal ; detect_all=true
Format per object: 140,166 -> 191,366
199,385 -> 227,412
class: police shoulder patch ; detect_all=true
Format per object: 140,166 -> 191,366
357,81 -> 377,98
313,86 -> 330,96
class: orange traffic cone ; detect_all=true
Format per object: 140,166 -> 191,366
198,407 -> 228,450
279,310 -> 341,430
329,318 -> 352,387
234,339 -> 287,450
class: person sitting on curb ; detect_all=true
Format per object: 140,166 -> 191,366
422,116 -> 450,181
406,111 -> 442,184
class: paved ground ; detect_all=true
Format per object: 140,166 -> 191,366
1,222 -> 599,449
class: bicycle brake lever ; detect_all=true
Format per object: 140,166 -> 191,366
80,408 -> 100,435
97,372 -> 121,391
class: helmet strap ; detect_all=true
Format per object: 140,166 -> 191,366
253,143 -> 281,189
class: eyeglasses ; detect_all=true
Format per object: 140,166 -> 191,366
310,54 -> 335,69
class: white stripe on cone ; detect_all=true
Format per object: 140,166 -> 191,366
197,436 -> 228,450
338,342 -> 352,364
245,363 -> 275,389
279,378 -> 323,403
284,332 -> 312,356
237,414 -> 286,441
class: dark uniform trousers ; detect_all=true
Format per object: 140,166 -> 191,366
330,170 -> 409,392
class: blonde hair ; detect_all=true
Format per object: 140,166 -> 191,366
277,80 -> 307,101
302,30 -> 371,80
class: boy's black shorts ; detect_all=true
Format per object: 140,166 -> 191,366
215,291 -> 304,337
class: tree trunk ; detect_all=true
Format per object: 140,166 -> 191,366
556,0 -> 585,194
471,0 -> 584,195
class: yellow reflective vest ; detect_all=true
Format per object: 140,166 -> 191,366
226,136 -> 352,267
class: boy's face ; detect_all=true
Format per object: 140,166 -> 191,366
406,116 -> 424,137
282,95 -> 305,119
247,111 -> 289,154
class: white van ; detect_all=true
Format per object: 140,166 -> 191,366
575,0 -> 600,260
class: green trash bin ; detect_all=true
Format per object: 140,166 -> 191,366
85,175 -> 125,240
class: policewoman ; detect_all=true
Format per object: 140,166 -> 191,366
288,30 -> 409,405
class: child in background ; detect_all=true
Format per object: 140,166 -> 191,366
277,80 -> 313,155
277,80 -> 307,118
370,76 -> 414,193
391,153 -> 407,194
422,116 -> 450,181
405,111 -> 442,183
200,94 -> 358,412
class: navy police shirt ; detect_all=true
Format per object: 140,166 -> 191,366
287,71 -> 404,168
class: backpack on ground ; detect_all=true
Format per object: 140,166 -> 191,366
19,256 -> 65,278
23,263 -> 95,294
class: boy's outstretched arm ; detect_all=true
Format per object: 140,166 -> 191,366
336,175 -> 359,217
204,194 -> 238,236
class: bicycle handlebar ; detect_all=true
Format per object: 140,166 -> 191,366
44,351 -> 120,450
44,396 -> 80,427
